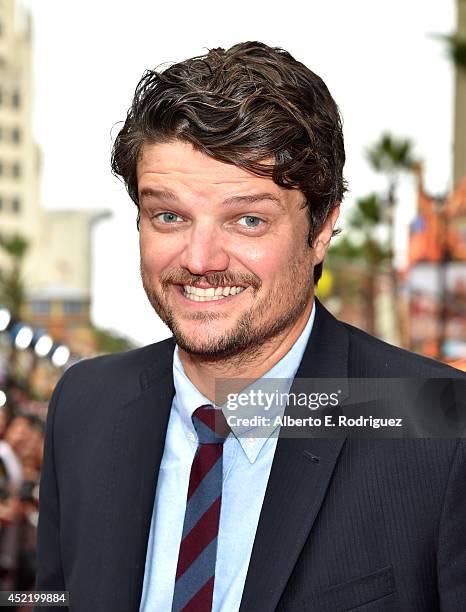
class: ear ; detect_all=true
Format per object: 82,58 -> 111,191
311,204 -> 340,265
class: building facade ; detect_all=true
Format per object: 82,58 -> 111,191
407,168 -> 466,359
0,0 -> 109,357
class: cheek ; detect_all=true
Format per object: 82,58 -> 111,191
233,239 -> 294,279
140,233 -> 180,273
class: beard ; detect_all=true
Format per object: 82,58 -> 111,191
140,252 -> 314,362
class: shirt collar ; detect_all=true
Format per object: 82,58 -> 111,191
172,299 -> 316,463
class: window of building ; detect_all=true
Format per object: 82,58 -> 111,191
30,300 -> 51,315
11,162 -> 20,178
0,162 -> 3,176
0,126 -> 3,141
0,197 -> 3,211
11,127 -> 20,143
11,197 -> 20,213
11,90 -> 20,108
63,300 -> 83,315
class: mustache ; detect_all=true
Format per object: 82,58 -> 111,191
159,269 -> 262,290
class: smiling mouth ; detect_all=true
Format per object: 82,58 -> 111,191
181,284 -> 247,302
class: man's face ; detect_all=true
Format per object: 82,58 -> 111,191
5,417 -> 30,453
137,140 -> 338,358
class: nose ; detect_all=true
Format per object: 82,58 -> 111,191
179,219 -> 230,275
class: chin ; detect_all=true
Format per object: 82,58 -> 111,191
173,322 -> 267,362
171,324 -> 241,359
173,331 -> 229,356
177,341 -> 250,360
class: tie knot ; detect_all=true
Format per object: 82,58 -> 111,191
192,405 -> 230,444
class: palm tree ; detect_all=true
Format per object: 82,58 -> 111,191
366,133 -> 416,202
441,34 -> 466,69
328,194 -> 391,335
437,0 -> 466,70
0,233 -> 30,389
365,133 -> 417,343
0,233 -> 29,319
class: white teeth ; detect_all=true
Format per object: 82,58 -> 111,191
182,285 -> 246,301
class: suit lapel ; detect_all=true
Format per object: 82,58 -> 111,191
240,299 -> 350,612
98,339 -> 176,612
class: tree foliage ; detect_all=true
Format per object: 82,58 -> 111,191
366,133 -> 416,177
0,233 -> 29,318
329,194 -> 390,267
436,34 -> 466,69
91,325 -> 136,353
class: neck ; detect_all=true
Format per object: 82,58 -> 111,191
178,298 -> 314,402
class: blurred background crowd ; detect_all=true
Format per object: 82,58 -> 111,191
0,0 -> 465,600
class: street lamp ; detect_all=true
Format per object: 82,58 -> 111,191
51,345 -> 70,368
12,323 -> 34,349
33,332 -> 53,358
0,307 -> 11,332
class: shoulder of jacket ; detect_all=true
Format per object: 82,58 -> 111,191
342,321 -> 465,378
59,336 -> 175,389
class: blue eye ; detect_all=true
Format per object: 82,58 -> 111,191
156,212 -> 182,223
238,216 -> 263,228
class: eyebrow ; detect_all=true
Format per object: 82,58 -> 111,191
139,188 -> 285,210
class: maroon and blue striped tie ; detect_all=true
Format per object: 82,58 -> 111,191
171,405 -> 230,612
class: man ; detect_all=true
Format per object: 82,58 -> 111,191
36,42 -> 465,611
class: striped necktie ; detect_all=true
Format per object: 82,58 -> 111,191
171,405 -> 230,612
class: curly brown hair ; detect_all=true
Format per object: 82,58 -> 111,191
111,41 -> 347,283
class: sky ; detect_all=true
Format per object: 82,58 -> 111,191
21,0 -> 457,346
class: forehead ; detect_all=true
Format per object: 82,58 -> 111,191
9,417 -> 29,429
136,140 -> 282,197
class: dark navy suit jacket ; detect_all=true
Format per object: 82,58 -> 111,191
35,299 -> 466,611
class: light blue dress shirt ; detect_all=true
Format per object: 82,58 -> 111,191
140,301 -> 315,612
